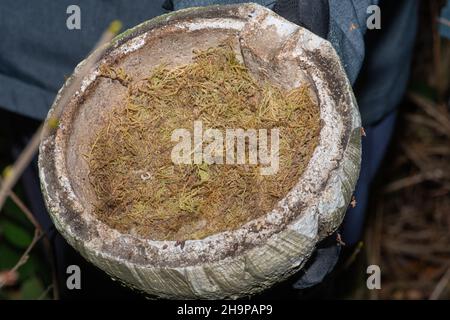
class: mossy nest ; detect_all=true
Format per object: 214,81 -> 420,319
87,42 -> 320,241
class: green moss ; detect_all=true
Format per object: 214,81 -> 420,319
88,42 -> 320,241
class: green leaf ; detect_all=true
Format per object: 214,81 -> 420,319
2,198 -> 31,226
0,243 -> 20,269
1,221 -> 33,249
17,255 -> 39,280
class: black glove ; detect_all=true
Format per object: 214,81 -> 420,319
273,0 -> 329,39
292,232 -> 341,289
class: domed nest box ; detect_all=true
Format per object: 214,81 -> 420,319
39,3 -> 361,299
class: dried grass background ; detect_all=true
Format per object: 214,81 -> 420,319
357,0 -> 450,300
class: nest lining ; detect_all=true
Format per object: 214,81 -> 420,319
87,42 -> 320,241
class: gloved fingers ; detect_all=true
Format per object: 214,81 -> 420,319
292,231 -> 341,289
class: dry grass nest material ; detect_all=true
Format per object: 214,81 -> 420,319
87,42 -> 320,241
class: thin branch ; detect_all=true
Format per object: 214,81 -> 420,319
0,177 -> 41,231
0,229 -> 44,290
10,229 -> 44,274
342,241 -> 364,270
429,267 -> 450,300
38,284 -> 54,300
408,93 -> 450,136
0,177 -> 59,298
383,173 -> 427,193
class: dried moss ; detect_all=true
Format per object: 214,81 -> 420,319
87,42 -> 320,241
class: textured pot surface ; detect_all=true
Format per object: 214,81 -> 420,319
39,3 -> 361,299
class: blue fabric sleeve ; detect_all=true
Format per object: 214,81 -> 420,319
439,0 -> 450,39
328,0 -> 379,84
0,0 -> 168,120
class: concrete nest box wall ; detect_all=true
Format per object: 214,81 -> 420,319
38,3 -> 361,299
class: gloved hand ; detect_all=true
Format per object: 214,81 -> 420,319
292,232 -> 341,289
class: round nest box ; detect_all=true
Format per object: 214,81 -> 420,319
39,3 -> 361,299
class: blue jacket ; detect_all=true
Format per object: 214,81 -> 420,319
0,0 -> 418,125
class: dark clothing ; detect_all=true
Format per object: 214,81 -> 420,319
353,0 -> 418,125
342,110 -> 397,245
0,0 -> 168,120
0,0 -> 418,126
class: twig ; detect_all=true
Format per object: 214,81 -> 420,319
0,129 -> 43,212
38,284 -> 54,300
429,267 -> 450,300
383,173 -> 426,193
0,177 -> 41,230
405,114 -> 450,137
0,270 -> 18,287
342,241 -> 364,269
0,177 -> 59,298
383,240 -> 450,257
10,229 -> 44,273
408,93 -> 450,136
0,229 -> 44,290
